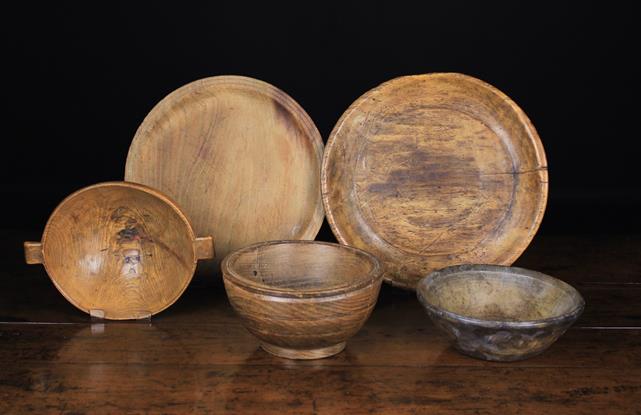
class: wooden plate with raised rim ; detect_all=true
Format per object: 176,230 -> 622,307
125,76 -> 324,273
322,73 -> 547,289
24,182 -> 214,320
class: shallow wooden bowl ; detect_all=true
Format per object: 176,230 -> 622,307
322,73 -> 548,289
24,182 -> 214,320
222,240 -> 383,359
416,265 -> 584,361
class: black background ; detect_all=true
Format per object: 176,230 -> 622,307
2,2 -> 639,245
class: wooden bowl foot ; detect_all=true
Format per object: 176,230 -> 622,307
260,342 -> 346,360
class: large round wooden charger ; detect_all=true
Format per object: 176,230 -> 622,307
322,73 -> 548,289
29,182 -> 213,319
125,76 -> 324,273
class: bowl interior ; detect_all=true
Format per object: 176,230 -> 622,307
42,183 -> 196,318
420,268 -> 583,322
225,242 -> 378,292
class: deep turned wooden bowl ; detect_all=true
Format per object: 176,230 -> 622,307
417,265 -> 584,361
222,240 -> 383,359
24,182 -> 214,320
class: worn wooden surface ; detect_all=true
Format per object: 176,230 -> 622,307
22,183 -> 213,320
222,241 -> 382,359
322,73 -> 547,289
1,231 -> 640,414
417,265 -> 584,361
125,76 -> 324,274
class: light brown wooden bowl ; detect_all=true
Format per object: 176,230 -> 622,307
417,265 -> 584,361
24,182 -> 214,320
222,240 -> 383,359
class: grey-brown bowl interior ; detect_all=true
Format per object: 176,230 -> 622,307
417,265 -> 584,325
222,240 -> 382,296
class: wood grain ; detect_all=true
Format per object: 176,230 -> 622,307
23,182 -> 213,320
222,240 -> 383,359
2,322 -> 641,369
1,325 -> 639,414
23,241 -> 43,264
125,76 -> 324,275
1,231 -> 640,413
322,73 -> 547,289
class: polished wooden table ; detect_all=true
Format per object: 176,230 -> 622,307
1,231 -> 640,414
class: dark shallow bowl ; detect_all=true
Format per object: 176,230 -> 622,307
416,265 -> 584,361
222,240 -> 383,359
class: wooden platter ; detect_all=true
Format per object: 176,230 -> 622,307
322,73 -> 548,289
24,182 -> 214,320
125,76 -> 324,273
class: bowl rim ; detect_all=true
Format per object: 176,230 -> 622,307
221,240 -> 383,298
416,264 -> 585,329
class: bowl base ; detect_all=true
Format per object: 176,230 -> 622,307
455,345 -> 550,362
261,342 -> 346,360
